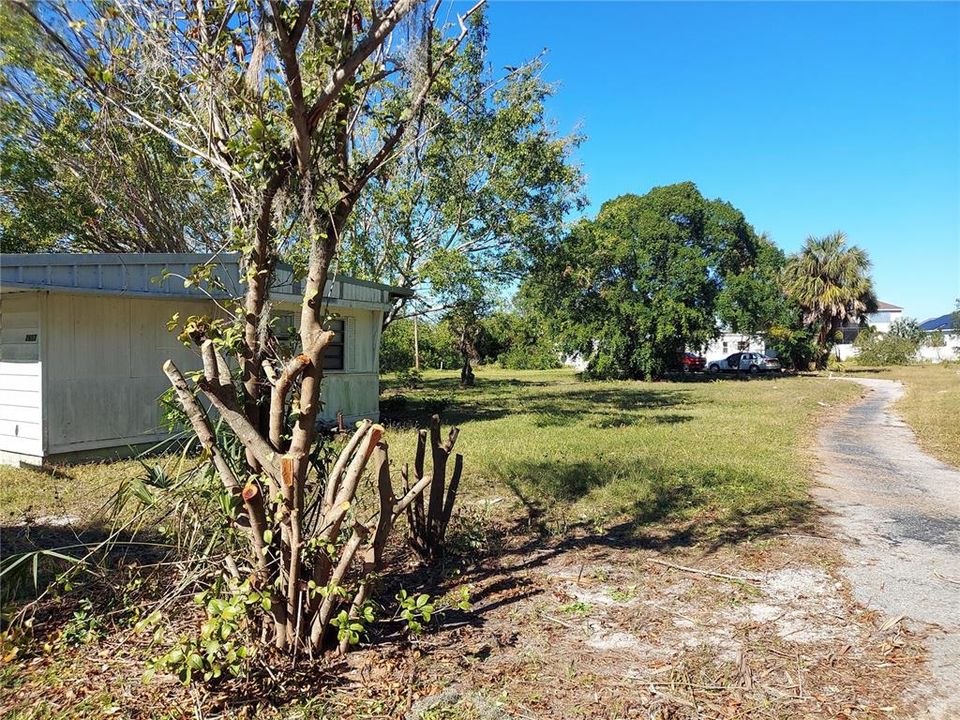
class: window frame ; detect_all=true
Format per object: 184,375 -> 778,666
322,319 -> 346,371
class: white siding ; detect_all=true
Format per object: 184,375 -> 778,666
273,303 -> 384,423
43,293 -> 209,454
0,289 -> 386,461
0,292 -> 43,457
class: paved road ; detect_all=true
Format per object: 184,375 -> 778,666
815,378 -> 960,717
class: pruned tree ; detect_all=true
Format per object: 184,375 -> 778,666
404,415 -> 463,562
16,0 -> 483,655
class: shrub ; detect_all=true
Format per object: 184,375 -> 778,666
396,367 -> 424,389
855,332 -> 920,366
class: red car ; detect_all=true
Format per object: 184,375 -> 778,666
677,352 -> 706,373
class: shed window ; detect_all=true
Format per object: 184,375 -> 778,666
273,312 -> 296,343
323,320 -> 345,371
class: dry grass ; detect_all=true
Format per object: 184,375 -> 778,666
0,460 -> 141,526
0,453 -> 198,528
886,364 -> 960,468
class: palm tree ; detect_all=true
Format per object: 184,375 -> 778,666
783,231 -> 877,366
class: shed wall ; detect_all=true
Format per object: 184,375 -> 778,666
273,301 -> 383,423
43,293 -> 210,454
0,292 -> 43,459
39,293 -> 383,456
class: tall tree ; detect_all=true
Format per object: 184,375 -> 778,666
0,3 -> 225,253
16,0 -> 483,655
525,182 -> 766,380
335,13 -> 584,327
783,231 -> 877,366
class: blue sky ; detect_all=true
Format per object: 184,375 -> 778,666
480,1 -> 959,321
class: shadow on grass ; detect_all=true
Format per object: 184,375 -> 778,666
831,367 -> 890,375
379,450 -> 818,648
498,455 -> 812,548
381,383 -> 696,429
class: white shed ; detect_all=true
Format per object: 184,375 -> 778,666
0,253 -> 409,466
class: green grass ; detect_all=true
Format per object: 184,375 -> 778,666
381,368 -> 861,545
831,363 -> 960,468
887,364 -> 960,468
0,460 -> 140,525
2,369 -> 865,549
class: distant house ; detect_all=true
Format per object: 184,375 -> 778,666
918,310 -> 960,362
703,331 -> 765,361
0,253 -> 411,467
833,301 -> 903,360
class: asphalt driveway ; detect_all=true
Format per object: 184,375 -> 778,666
815,378 -> 960,718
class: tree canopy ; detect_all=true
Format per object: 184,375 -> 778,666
524,181 -> 775,379
0,2 -> 225,253
335,14 -> 584,326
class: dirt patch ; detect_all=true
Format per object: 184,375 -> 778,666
0,517 -> 932,720
387,527 -> 929,720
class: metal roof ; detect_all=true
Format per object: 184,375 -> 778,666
920,313 -> 957,332
0,253 -> 412,308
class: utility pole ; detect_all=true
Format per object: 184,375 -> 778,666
413,315 -> 421,370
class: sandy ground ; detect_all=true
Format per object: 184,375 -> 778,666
815,378 -> 960,718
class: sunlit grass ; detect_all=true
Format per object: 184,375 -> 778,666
2,368 -> 871,548
0,453 -> 194,527
381,368 -> 861,544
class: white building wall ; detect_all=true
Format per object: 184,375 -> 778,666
864,309 -> 902,334
917,332 -> 960,363
274,300 -> 384,425
18,292 -> 386,461
703,333 -> 765,361
43,293 -> 210,455
0,291 -> 44,463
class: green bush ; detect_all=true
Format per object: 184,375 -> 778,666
477,310 -> 561,370
380,318 -> 460,372
396,367 -> 424,389
497,344 -> 561,370
855,331 -> 920,366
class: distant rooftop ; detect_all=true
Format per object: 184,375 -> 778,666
875,301 -> 903,312
920,312 -> 958,332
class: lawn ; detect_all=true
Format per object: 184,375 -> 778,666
380,368 -> 862,544
829,363 -> 960,468
886,364 -> 960,467
2,369 -> 863,546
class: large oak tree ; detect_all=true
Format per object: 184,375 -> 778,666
524,181 -> 775,379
